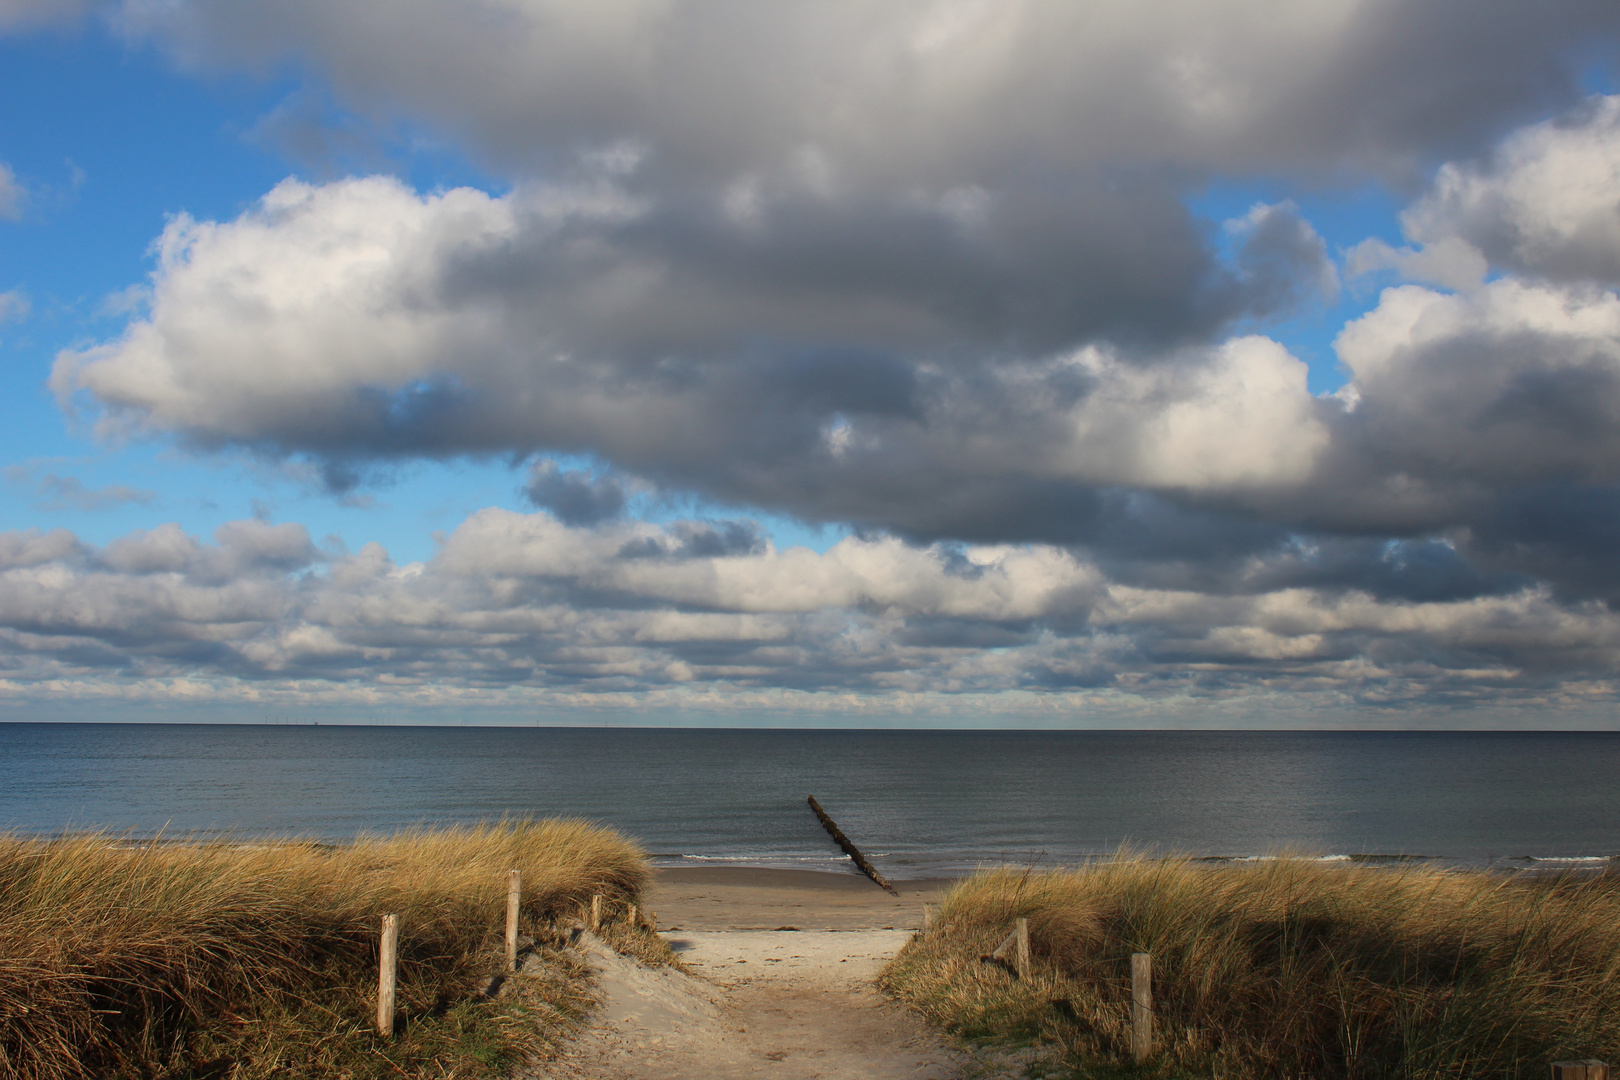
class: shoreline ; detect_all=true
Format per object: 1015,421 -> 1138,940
643,859 -> 1617,932
647,866 -> 955,931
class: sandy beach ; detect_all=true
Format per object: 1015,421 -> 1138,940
534,866 -> 1016,1079
644,866 -> 954,931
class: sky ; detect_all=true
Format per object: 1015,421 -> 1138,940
3,1 -> 1620,728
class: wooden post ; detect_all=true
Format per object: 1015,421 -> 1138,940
921,905 -> 934,932
1131,952 -> 1152,1063
377,913 -> 399,1038
645,909 -> 657,933
806,795 -> 899,894
984,924 -> 1024,978
589,894 -> 602,933
1551,1063 -> 1610,1080
505,870 -> 521,971
627,902 -> 638,929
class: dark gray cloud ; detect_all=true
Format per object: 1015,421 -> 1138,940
524,460 -> 627,526
124,1 -> 1615,180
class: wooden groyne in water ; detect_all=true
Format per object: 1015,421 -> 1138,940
807,795 -> 897,894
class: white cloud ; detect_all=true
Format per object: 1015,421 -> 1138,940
0,162 -> 24,221
1344,236 -> 1488,292
50,170 -> 1339,520
54,176 -> 522,442
1053,337 -> 1328,492
47,147 -> 1620,545
43,9 -> 1620,558
0,289 -> 28,323
1332,279 -> 1620,491
23,0 -> 1620,718
0,510 -> 1615,713
1401,95 -> 1620,285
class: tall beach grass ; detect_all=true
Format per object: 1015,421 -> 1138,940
0,818 -> 651,1080
883,856 -> 1620,1078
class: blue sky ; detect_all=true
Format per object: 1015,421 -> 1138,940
4,2 -> 1620,726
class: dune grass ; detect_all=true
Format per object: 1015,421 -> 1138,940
0,819 -> 657,1080
883,857 -> 1620,1079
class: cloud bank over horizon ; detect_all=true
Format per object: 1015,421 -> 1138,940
4,509 -> 1616,723
10,0 -> 1620,722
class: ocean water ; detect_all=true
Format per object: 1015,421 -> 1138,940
1,724 -> 1618,877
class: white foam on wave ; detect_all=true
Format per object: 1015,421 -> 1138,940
1230,855 -> 1351,862
1523,855 -> 1612,863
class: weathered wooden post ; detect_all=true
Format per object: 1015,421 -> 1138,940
984,922 -> 1027,977
1131,952 -> 1152,1063
589,894 -> 603,933
645,909 -> 657,933
627,902 -> 638,929
505,870 -> 521,971
806,795 -> 898,894
377,913 -> 399,1037
1551,1062 -> 1610,1080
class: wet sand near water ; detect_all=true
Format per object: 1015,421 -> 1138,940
645,866 -> 955,931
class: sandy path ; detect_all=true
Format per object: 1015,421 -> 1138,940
538,928 -> 971,1079
528,868 -> 1030,1079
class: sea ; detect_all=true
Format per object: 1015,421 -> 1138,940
1,724 -> 1617,878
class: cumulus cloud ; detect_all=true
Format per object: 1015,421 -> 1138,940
1402,96 -> 1620,286
23,1 -> 1620,716
121,0 -> 1613,180
43,12 -> 1620,555
0,510 -> 1614,710
1326,280 -> 1620,502
1225,202 -> 1339,306
523,461 -> 628,526
49,174 -> 1332,530
45,142 -> 1620,568
1344,236 -> 1488,292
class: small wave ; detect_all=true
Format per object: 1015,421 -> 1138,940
1233,855 -> 1354,862
1347,854 -> 1437,864
1199,853 -> 1415,864
1520,855 -> 1613,863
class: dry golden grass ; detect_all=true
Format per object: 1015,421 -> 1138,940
0,818 -> 653,1080
883,856 -> 1620,1079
